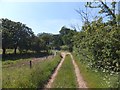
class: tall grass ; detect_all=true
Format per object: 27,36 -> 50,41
52,54 -> 77,88
73,53 -> 119,88
0,49 -> 2,54
2,55 -> 61,88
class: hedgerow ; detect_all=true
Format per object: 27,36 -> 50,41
73,18 -> 120,75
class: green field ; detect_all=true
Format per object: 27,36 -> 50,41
51,54 -> 77,88
2,54 -> 61,88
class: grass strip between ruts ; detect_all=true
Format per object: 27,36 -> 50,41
51,54 -> 78,88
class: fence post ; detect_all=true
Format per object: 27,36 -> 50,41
30,60 -> 32,69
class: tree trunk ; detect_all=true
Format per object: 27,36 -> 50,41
2,48 -> 6,55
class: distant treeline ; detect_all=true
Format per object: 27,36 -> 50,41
1,18 -> 76,55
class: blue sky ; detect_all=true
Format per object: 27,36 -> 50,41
0,2 -> 105,35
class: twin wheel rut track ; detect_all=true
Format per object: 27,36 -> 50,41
45,52 -> 88,88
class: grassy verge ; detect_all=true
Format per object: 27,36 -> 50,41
51,54 -> 77,88
73,53 -> 119,88
2,54 -> 61,88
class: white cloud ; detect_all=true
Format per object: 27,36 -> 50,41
41,19 -> 82,28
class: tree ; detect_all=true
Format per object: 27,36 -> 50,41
37,33 -> 53,52
17,24 -> 34,53
72,1 -> 120,74
2,18 -> 34,54
86,0 -> 117,25
2,18 -> 13,54
59,26 -> 77,51
117,14 -> 120,25
52,34 -> 63,50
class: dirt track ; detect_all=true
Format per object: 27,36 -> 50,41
70,53 -> 88,88
45,52 -> 66,88
45,52 -> 88,88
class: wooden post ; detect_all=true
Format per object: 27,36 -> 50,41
54,51 -> 56,56
30,60 -> 32,69
60,54 -> 63,58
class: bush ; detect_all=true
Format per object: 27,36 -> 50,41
73,18 -> 120,73
60,45 -> 69,51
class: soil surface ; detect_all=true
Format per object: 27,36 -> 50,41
45,52 -> 66,88
44,52 -> 88,88
70,53 -> 88,88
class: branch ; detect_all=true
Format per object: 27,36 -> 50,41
99,0 -> 116,19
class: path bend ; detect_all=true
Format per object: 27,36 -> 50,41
45,52 -> 66,88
